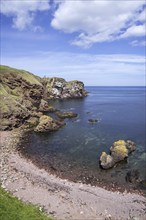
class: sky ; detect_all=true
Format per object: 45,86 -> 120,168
1,0 -> 146,86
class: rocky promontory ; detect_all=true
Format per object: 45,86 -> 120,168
0,65 -> 87,131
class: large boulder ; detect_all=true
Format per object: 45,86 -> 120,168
100,152 -> 115,169
110,141 -> 128,162
34,115 -> 65,132
100,140 -> 136,169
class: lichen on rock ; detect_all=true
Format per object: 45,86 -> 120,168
100,140 -> 136,169
100,152 -> 115,169
34,115 -> 65,132
110,145 -> 128,162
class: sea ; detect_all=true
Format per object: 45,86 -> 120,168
19,86 -> 146,192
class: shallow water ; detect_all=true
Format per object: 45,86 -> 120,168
19,87 -> 146,191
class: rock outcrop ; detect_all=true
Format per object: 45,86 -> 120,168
34,115 -> 65,132
100,140 -> 136,169
0,65 -> 87,130
45,77 -> 87,99
39,99 -> 56,112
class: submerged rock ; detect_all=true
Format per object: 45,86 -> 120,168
88,119 -> 98,123
56,111 -> 78,119
100,140 -> 136,169
125,170 -> 140,183
34,115 -> 64,132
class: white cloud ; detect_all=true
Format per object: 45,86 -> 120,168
121,24 -> 145,38
51,0 -> 145,48
1,0 -> 50,30
130,40 -> 146,47
2,52 -> 145,86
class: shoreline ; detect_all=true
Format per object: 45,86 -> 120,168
0,130 -> 146,220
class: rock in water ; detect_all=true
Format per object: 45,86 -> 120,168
126,140 -> 136,153
100,152 -> 115,169
110,141 -> 128,162
88,119 -> 98,123
56,111 -> 78,119
100,140 -> 136,169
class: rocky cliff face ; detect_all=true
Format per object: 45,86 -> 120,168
0,65 -> 87,130
44,77 -> 87,99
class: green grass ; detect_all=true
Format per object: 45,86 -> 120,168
0,187 -> 53,220
0,65 -> 41,85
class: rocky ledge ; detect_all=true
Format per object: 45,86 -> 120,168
0,65 -> 87,131
34,115 -> 65,133
100,140 -> 136,169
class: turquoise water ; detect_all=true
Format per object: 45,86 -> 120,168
19,87 -> 146,191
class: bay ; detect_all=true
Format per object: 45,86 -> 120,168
19,86 -> 146,191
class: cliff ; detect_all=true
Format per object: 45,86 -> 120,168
0,65 -> 87,130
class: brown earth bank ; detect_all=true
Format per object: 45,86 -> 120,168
0,130 -> 146,220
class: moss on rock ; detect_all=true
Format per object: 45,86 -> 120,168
100,140 -> 136,169
34,115 -> 60,132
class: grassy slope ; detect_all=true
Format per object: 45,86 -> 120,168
0,187 -> 53,220
0,65 -> 41,85
0,65 -> 43,129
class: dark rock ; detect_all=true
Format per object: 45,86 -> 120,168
56,111 -> 78,119
88,119 -> 98,123
39,99 -> 56,112
126,140 -> 136,153
125,170 -> 140,183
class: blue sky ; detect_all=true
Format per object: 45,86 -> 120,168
1,0 -> 146,86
